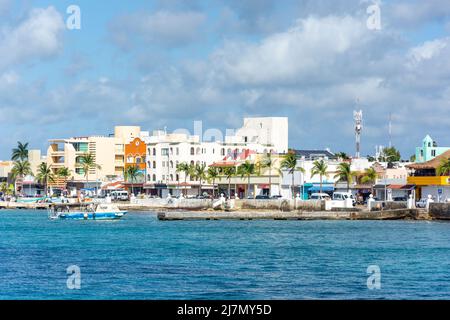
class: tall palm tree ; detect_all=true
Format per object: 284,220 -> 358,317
361,167 -> 378,195
176,162 -> 191,196
35,162 -> 55,196
57,167 -> 72,190
437,159 -> 450,176
12,142 -> 29,161
207,166 -> 220,198
193,163 -> 207,196
223,166 -> 236,198
334,162 -> 354,192
238,161 -> 256,198
125,165 -> 143,196
78,153 -> 102,189
280,152 -> 302,198
311,159 -> 328,194
11,160 -> 33,195
257,153 -> 281,197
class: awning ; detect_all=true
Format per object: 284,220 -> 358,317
308,186 -> 335,192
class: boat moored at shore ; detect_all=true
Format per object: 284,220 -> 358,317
48,203 -> 127,220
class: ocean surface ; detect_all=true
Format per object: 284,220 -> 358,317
1,209 -> 450,300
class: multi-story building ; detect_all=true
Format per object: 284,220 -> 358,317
47,126 -> 147,193
407,150 -> 450,201
143,117 -> 289,197
415,135 -> 450,163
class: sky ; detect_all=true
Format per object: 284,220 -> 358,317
1,0 -> 450,159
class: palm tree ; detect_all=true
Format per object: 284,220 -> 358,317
57,167 -> 72,190
176,162 -> 191,196
12,142 -> 29,161
280,152 -> 302,198
35,162 -> 55,196
207,166 -> 220,198
0,182 -> 14,196
78,153 -> 102,188
336,152 -> 350,161
11,160 -> 33,195
125,165 -> 143,196
238,161 -> 256,198
257,153 -> 280,197
334,162 -> 354,192
223,166 -> 236,198
193,163 -> 207,196
311,159 -> 328,194
361,167 -> 378,195
437,159 -> 450,176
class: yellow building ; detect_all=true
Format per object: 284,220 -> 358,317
47,126 -> 143,189
407,150 -> 450,201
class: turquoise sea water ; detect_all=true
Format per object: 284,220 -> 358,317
1,210 -> 450,300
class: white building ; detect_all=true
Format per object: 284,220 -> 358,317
143,117 -> 288,197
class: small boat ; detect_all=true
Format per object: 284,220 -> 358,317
48,203 -> 127,220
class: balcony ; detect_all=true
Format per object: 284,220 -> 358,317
407,176 -> 450,186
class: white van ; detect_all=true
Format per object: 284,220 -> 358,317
333,192 -> 356,205
110,190 -> 129,201
310,193 -> 331,200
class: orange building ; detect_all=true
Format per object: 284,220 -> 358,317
125,137 -> 147,172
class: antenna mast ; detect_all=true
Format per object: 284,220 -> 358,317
354,108 -> 363,159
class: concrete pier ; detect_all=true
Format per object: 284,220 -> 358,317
0,201 -> 50,210
157,209 -> 421,221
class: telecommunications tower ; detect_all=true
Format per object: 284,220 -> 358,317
354,110 -> 363,158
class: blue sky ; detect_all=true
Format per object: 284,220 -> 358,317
1,0 -> 450,159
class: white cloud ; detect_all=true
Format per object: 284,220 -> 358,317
408,38 -> 449,64
209,16 -> 369,86
0,6 -> 64,70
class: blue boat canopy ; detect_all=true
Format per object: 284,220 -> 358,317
308,186 -> 335,192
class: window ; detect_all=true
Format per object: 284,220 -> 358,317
221,148 -> 225,156
152,174 -> 156,181
162,148 -> 169,156
153,161 -> 156,169
432,150 -> 436,157
162,161 -> 165,168
420,150 -> 424,157
75,168 -> 85,175
136,157 -> 141,164
170,161 -> 173,168
153,148 -> 156,156
190,147 -> 195,155
176,148 -> 179,155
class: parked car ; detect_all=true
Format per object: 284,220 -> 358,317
416,198 -> 428,208
310,193 -> 331,201
110,190 -> 129,201
332,192 -> 356,205
255,195 -> 270,200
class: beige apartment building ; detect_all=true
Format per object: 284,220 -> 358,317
47,126 -> 146,189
